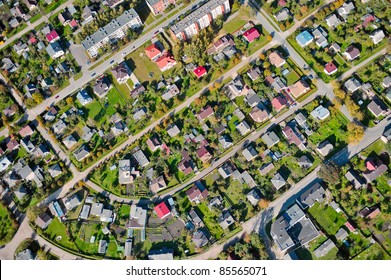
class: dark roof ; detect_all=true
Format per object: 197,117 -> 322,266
297,183 -> 326,209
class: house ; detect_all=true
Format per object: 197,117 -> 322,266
282,125 -> 306,150
111,120 -> 128,136
368,98 -> 387,118
247,188 -> 261,206
239,171 -> 257,188
271,204 -> 319,252
370,29 -> 385,45
15,249 -> 35,260
148,248 -> 174,260
234,108 -> 245,121
145,42 -> 163,61
19,125 -> 34,138
324,62 -> 338,75
193,66 -> 207,78
271,172 -> 286,190
131,84 -> 146,98
337,2 -> 355,20
41,78 -> 54,89
381,127 -> 391,143
226,76 -> 246,99
218,161 -> 237,178
1,58 -> 18,73
62,134 -> 77,150
344,77 -> 361,93
48,164 -> 62,178
156,52 -> 177,71
127,205 -> 147,232
382,76 -> 391,88
146,137 -> 162,152
154,201 -> 171,219
106,0 -> 124,8
295,113 -> 307,127
48,201 -> 65,219
6,138 -> 20,151
82,6 -> 96,23
242,145 -> 258,162
76,89 -> 93,105
250,106 -> 269,123
73,145 -> 90,161
196,105 -> 214,122
296,30 -> 314,47
271,96 -> 287,111
0,156 -> 12,172
218,210 -> 235,229
363,161 -> 388,182
133,149 -> 150,167
111,62 -> 131,83
52,120 -> 66,136
149,176 -> 167,194
259,162 -> 275,176
133,107 -> 147,121
236,121 -> 251,136
46,42 -> 64,59
23,0 -> 38,10
275,8 -> 290,21
9,18 -> 20,28
178,151 -> 194,175
218,135 -> 233,149
313,239 -> 336,258
119,159 -> 137,184
64,194 -> 81,211
311,105 -> 330,120
335,228 -> 348,241
81,9 -> 142,57
245,91 -> 262,107
166,124 -> 180,137
345,169 -> 365,189
343,45 -> 360,61
146,0 -> 176,16
269,51 -> 286,67
297,155 -> 312,169
186,182 -> 208,203
317,140 -> 333,157
312,27 -> 328,48
247,67 -> 262,81
81,126 -> 96,142
192,230 -> 208,248
209,196 -> 223,209
13,41 -> 29,55
288,80 -> 310,98
325,14 -> 341,29
35,212 -> 52,230
45,30 -> 60,43
196,146 -> 212,163
162,84 -> 180,100
98,240 -> 108,254
262,131 -> 280,148
207,35 -> 235,54
296,183 -> 326,209
93,77 -> 111,98
243,27 -> 260,43
169,0 -> 230,40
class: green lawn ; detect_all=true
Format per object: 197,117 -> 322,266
0,203 -> 17,246
285,70 -> 300,85
30,14 -> 42,23
360,139 -> 386,158
45,218 -> 77,250
73,72 -> 83,81
308,202 -> 347,236
85,100 -> 107,125
353,243 -> 391,260
223,19 -> 247,34
195,203 -> 224,239
221,180 -> 244,205
246,28 -> 271,56
118,204 -> 131,220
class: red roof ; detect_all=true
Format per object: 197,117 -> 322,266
45,30 -> 59,42
368,208 -> 381,219
154,202 -> 170,219
271,96 -> 287,111
278,0 -> 287,6
363,14 -> 375,27
197,105 -> 214,120
196,146 -> 211,162
156,52 -> 176,71
345,221 -> 356,232
243,27 -> 260,43
6,139 -> 19,151
145,43 -> 162,60
366,160 -> 376,171
29,36 -> 37,44
19,125 -> 33,137
193,66 -> 207,78
69,19 -> 78,28
324,62 -> 337,74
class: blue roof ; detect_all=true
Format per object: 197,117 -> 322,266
53,201 -> 65,217
296,30 -> 314,46
76,89 -> 92,105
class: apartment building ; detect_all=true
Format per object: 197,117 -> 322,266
169,0 -> 230,41
81,9 -> 142,57
146,0 -> 176,16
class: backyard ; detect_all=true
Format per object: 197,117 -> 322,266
308,202 -> 347,236
0,203 -> 17,246
195,203 -> 224,239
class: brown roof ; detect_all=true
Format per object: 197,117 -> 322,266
186,184 -> 208,201
282,125 -> 303,146
269,51 -> 285,67
289,80 -> 309,98
196,147 -> 211,162
249,107 -> 268,123
197,105 -> 214,121
19,125 -> 33,137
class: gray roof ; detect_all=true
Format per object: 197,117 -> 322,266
93,78 -> 111,97
297,155 -> 313,168
241,146 -> 258,161
167,124 -> 180,137
73,145 -> 90,161
313,239 -> 336,258
262,131 -> 280,147
133,148 -> 149,167
15,249 -> 35,260
98,240 -> 107,254
218,210 -> 235,229
124,239 -> 132,257
80,205 -> 90,220
259,162 -> 275,176
275,8 -> 290,21
192,230 -> 208,248
344,77 -> 362,93
148,248 -> 174,260
81,126 -> 96,142
128,205 -> 147,229
236,121 -> 251,136
90,203 -> 104,216
133,107 -> 147,121
296,183 -> 325,209
325,13 -> 341,28
317,140 -> 333,156
245,91 -> 262,107
218,135 -> 233,149
345,169 -> 365,189
287,218 -> 319,246
272,172 -> 286,189
367,98 -> 387,117
247,188 -> 261,206
118,159 -> 133,184
48,164 -> 62,178
382,127 -> 391,141
52,119 -> 67,135
62,134 -> 77,149
64,194 -> 81,210
335,227 -> 348,240
46,42 -> 63,58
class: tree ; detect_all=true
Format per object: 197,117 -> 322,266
258,198 -> 270,209
66,96 -> 73,105
318,161 -> 341,186
31,92 -> 44,104
347,122 -> 364,144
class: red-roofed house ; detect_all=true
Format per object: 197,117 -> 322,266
362,14 -> 375,28
196,147 -> 212,163
196,105 -> 214,122
368,208 -> 381,220
155,52 -> 177,72
145,43 -> 163,61
7,139 -> 19,151
278,0 -> 287,6
19,125 -> 34,138
154,202 -> 171,219
282,125 -> 306,150
324,62 -> 338,75
271,96 -> 287,111
45,30 -> 60,43
345,221 -> 356,232
366,160 -> 376,171
243,28 -> 260,43
193,66 -> 207,78
69,19 -> 78,29
29,35 -> 37,45
186,183 -> 208,203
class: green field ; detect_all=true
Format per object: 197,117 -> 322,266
285,71 -> 300,85
195,203 -> 224,239
308,202 -> 347,236
353,243 -> 391,260
223,19 -> 247,34
45,218 -> 77,250
0,203 -> 17,246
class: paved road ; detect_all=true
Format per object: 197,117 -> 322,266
0,1 -> 75,50
192,116 -> 391,260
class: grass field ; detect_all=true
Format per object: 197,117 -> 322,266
118,205 -> 131,220
308,202 -> 347,236
223,19 -> 247,34
285,71 -> 300,85
353,242 -> 391,260
0,203 -> 17,246
195,203 -> 224,239
45,218 -> 77,250
85,100 -> 106,125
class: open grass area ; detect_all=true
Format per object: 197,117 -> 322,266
308,202 -> 347,236
45,218 -> 77,250
73,72 -> 83,81
84,100 -> 107,125
246,28 -> 271,56
223,19 -> 247,34
353,242 -> 391,260
0,203 -> 17,246
118,204 -> 131,220
360,139 -> 386,158
30,14 -> 42,23
285,70 -> 300,85
195,203 -> 224,239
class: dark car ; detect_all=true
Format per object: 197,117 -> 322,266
110,60 -> 115,64
91,72 -> 96,77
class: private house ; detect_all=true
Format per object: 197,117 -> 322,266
154,201 -> 171,219
345,169 -> 365,189
169,0 -> 230,40
296,30 -> 314,47
106,0 -> 124,8
269,51 -> 286,67
162,84 -> 180,100
146,137 -> 162,152
271,172 -> 286,190
23,0 -> 38,10
262,131 -> 280,148
259,162 -> 275,176
207,35 -> 235,55
317,140 -> 333,157
367,98 -> 387,118
313,239 -> 336,258
73,145 -> 90,161
311,105 -> 330,121
324,62 -> 338,75
236,121 -> 251,136
145,42 -> 163,61
282,124 -> 306,150
13,41 -> 29,55
192,230 -> 208,248
52,120 -> 66,136
381,127 -> 391,143
45,30 -> 60,43
149,176 -> 167,194
156,52 -> 177,71
62,134 -> 77,150
243,27 -> 260,43
118,159 -> 139,184
218,210 -> 235,229
35,212 -> 52,230
146,0 -> 176,16
296,183 -> 326,209
46,42 -> 64,59
167,124 -> 180,137
271,204 -> 319,252
127,205 -> 147,236
111,62 -> 131,83
218,135 -> 233,149
274,8 -> 290,22
133,149 -> 150,167
19,125 -> 34,138
0,156 -> 12,173
76,89 -> 93,105
82,9 -> 142,57
178,151 -> 194,175
64,194 -> 81,211
247,67 -> 262,81
271,96 -> 287,111
245,90 -> 262,107
363,160 -> 388,182
312,27 -> 328,48
15,249 -> 35,260
133,107 -> 147,121
325,14 -> 341,29
344,77 -> 361,93
218,161 -> 237,179
81,126 -> 96,142
288,80 -> 310,98
250,105 -> 269,123
196,105 -> 214,122
196,146 -> 212,163
93,77 -> 111,98
247,188 -> 261,206
148,248 -> 174,260
186,182 -> 208,204
335,228 -> 349,241
337,2 -> 355,20
48,164 -> 62,178
370,29 -> 385,45
193,66 -> 207,78
343,45 -> 360,61
382,76 -> 391,88
242,145 -> 258,162
82,6 -> 96,24
98,240 -> 107,254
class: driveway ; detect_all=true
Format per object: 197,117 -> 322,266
69,41 -> 90,70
